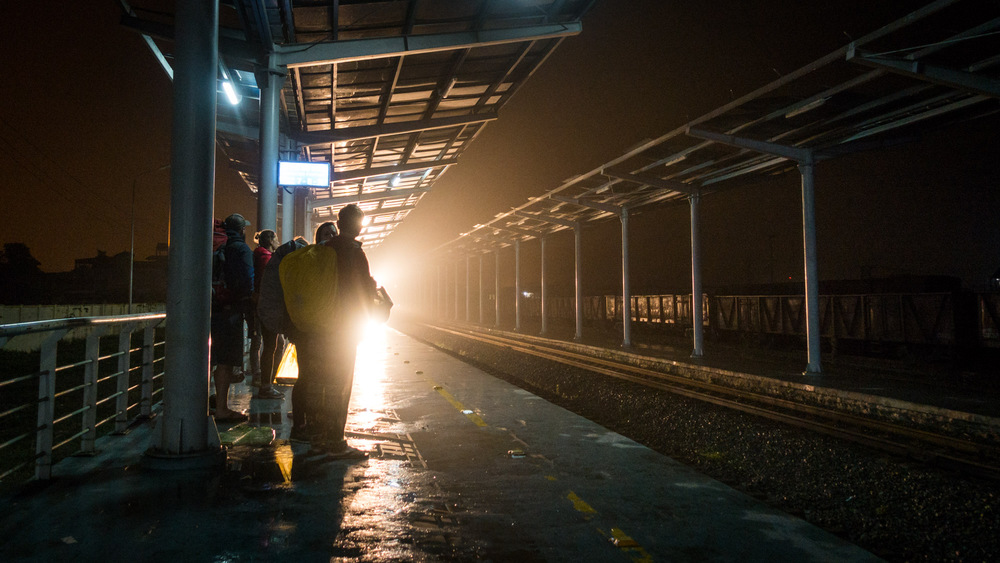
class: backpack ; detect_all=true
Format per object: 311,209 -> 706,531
279,243 -> 340,333
257,237 -> 308,334
211,219 -> 233,304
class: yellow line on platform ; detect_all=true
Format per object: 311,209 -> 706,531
430,382 -> 488,427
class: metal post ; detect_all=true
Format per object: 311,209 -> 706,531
495,250 -> 501,328
621,208 -> 632,347
800,160 -> 822,374
81,326 -> 109,454
129,183 -> 136,314
140,322 -> 157,418
466,255 -> 472,323
515,239 -> 522,332
453,260 -> 460,320
257,59 -> 283,233
296,189 -> 310,240
478,254 -> 485,325
690,193 -> 704,357
573,225 -> 583,341
147,0 -> 223,464
281,187 -> 295,242
540,236 -> 548,335
36,329 -> 67,480
114,324 -> 137,434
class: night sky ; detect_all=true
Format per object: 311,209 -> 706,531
2,1 -> 997,296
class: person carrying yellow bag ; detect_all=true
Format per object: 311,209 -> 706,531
280,243 -> 340,333
282,204 -> 378,459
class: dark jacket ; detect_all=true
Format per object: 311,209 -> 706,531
220,229 -> 254,308
326,234 -> 375,332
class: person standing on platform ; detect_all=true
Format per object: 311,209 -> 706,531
314,220 -> 337,245
250,229 -> 283,399
292,205 -> 374,458
211,213 -> 254,422
285,221 -> 338,431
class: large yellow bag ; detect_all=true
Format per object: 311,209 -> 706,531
279,244 -> 339,333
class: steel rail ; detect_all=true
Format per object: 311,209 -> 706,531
419,322 -> 1000,480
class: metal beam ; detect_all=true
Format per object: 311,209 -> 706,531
687,127 -> 814,163
550,195 -> 621,215
601,168 -> 700,195
331,159 -> 457,183
513,211 -> 578,229
847,49 -> 1000,98
290,112 -> 498,145
275,22 -> 583,68
493,224 -> 545,239
310,185 -> 430,210
365,203 -> 418,217
119,14 -> 259,62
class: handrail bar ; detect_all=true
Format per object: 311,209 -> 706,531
0,313 -> 166,339
0,312 -> 167,483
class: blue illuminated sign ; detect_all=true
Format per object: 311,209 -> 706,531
278,161 -> 330,187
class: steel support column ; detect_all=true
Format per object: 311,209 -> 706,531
256,60 -> 283,233
466,255 -> 471,323
147,0 -> 223,465
495,250 -> 501,327
454,260 -> 460,320
540,237 -> 548,335
800,161 -> 822,374
281,187 -> 295,242
296,190 -> 310,240
573,225 -> 583,341
515,239 -> 522,331
437,263 -> 443,319
690,193 -> 704,357
621,208 -> 632,347
478,255 -> 485,325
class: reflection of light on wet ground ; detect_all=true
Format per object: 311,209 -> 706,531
351,321 -> 389,430
274,443 -> 293,484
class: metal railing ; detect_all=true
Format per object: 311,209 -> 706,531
0,313 -> 166,482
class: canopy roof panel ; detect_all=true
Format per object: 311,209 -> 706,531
122,0 -> 594,249
439,0 -> 1000,256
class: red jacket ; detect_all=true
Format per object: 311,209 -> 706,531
252,246 -> 272,295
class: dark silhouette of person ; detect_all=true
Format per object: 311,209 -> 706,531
250,229 -> 283,399
211,213 -> 253,421
290,205 -> 374,458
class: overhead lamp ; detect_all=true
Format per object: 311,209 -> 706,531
218,63 -> 241,105
388,174 -> 401,188
222,81 -> 241,105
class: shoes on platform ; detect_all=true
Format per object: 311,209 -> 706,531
256,387 -> 284,400
289,426 -> 312,444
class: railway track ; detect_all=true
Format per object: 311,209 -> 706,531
416,322 -> 1000,481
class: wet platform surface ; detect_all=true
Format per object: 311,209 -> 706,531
1,326 -> 879,562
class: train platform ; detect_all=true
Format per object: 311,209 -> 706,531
0,325 -> 878,562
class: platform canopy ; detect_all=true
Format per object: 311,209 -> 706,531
437,0 -> 1000,254
121,0 -> 593,249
